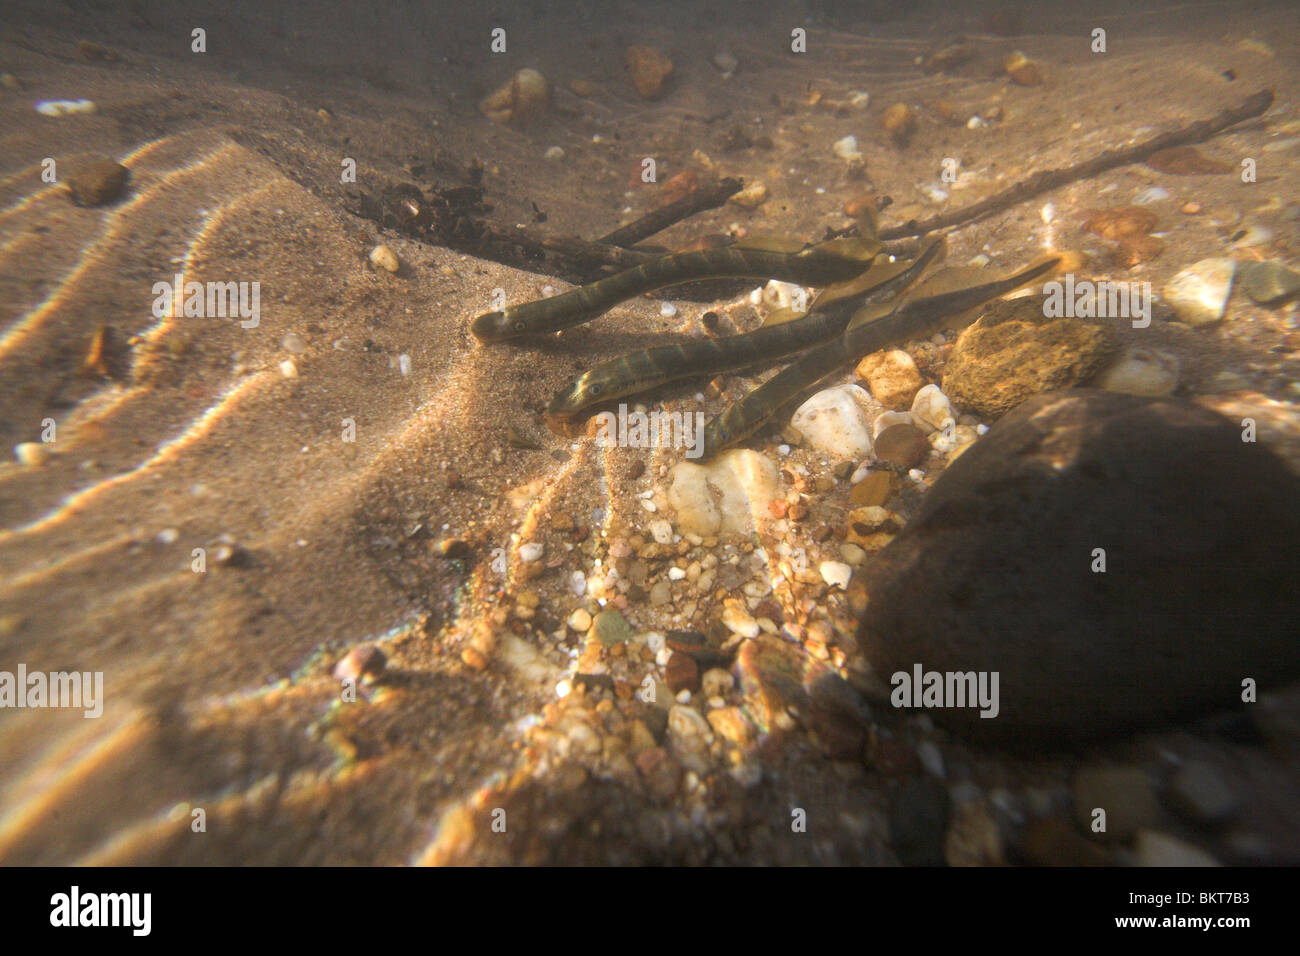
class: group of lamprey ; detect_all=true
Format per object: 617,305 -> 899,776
470,230 -> 1064,461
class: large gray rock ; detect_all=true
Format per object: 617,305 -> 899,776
857,389 -> 1300,748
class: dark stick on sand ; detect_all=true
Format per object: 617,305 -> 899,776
598,177 -> 745,248
878,88 -> 1275,240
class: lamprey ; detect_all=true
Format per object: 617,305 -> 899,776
546,235 -> 947,422
699,255 -> 1063,459
470,236 -> 881,341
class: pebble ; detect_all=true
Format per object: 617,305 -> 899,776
518,542 -> 544,562
1073,765 -> 1161,841
910,384 -> 955,434
543,145 -> 565,161
711,50 -> 738,75
667,704 -> 714,775
944,797 -> 1004,866
1003,50 -> 1042,86
1180,201 -> 1202,214
873,423 -> 929,469
278,359 -> 298,378
790,384 -> 875,460
872,409 -> 914,437
369,244 -> 401,274
888,778 -> 949,865
729,181 -> 768,208
666,652 -> 701,693
1238,259 -> 1300,306
1162,258 -> 1235,325
701,668 -> 734,699
1095,347 -> 1179,396
880,102 -> 916,145
1166,760 -> 1239,826
567,608 -> 592,632
849,470 -> 894,507
281,332 -> 307,353
721,599 -> 760,638
819,560 -> 852,589
667,449 -> 779,536
479,68 -> 549,123
942,298 -> 1119,417
333,644 -> 387,683
625,45 -> 673,99
857,349 -> 923,409
592,609 -> 633,646
13,442 -> 50,467
707,706 -> 755,746
832,135 -> 863,162
1134,830 -> 1220,866
1133,186 -> 1170,205
35,98 -> 96,116
66,158 -> 129,206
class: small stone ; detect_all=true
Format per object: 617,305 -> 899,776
873,423 -> 930,469
729,181 -> 768,208
592,609 -> 633,646
1021,817 -> 1107,866
819,560 -> 852,589
333,644 -> 387,682
13,442 -> 50,467
1133,830 -> 1220,866
857,349 -> 924,409
701,668 -> 734,699
1162,258 -> 1235,325
889,778 -> 949,865
278,359 -> 298,378
832,135 -> 863,162
369,244 -> 401,274
479,68 -> 549,123
1083,206 -> 1158,241
910,384 -> 955,434
666,652 -> 701,693
880,102 -> 916,145
543,145 -> 565,161
66,158 -> 129,207
568,608 -> 592,632
1238,259 -> 1300,306
460,646 -> 488,670
840,541 -> 868,566
711,50 -> 738,74
1166,761 -> 1239,826
707,706 -> 754,746
518,542 -> 544,562
790,384 -> 875,460
1095,347 -> 1179,396
849,470 -> 894,507
945,797 -> 1004,866
721,598 -> 760,638
1073,765 -> 1160,842
1002,50 -> 1043,86
625,46 -> 674,99
667,449 -> 779,536
649,579 -> 671,606
667,704 -> 714,775
1181,201 -> 1202,214
281,332 -> 307,353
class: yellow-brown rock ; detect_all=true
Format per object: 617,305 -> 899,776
479,68 -> 549,124
626,46 -> 673,100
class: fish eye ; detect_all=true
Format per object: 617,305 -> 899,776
512,318 -> 527,332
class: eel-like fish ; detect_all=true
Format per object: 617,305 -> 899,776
470,236 -> 882,342
546,235 -> 947,422
698,254 -> 1063,459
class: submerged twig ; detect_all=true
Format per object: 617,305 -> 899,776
878,88 -> 1275,240
599,177 -> 744,248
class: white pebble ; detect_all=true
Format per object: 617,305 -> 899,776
790,384 -> 875,460
819,561 -> 853,590
1162,258 -> 1235,326
569,570 -> 587,596
156,528 -> 179,545
668,566 -> 686,581
278,359 -> 298,378
518,542 -> 544,563
35,98 -> 96,116
659,301 -> 677,317
398,353 -> 411,376
832,135 -> 863,162
911,384 -> 955,434
369,244 -> 401,273
555,679 -> 572,699
544,145 -> 565,161
13,442 -> 50,466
